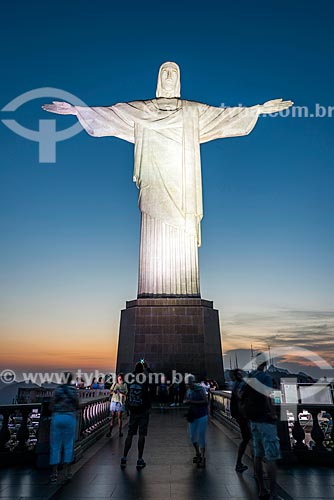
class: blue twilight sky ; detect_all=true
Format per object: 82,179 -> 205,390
0,0 -> 333,377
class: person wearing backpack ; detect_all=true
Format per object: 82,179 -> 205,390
184,374 -> 208,468
244,353 -> 282,500
120,362 -> 151,470
230,369 -> 251,473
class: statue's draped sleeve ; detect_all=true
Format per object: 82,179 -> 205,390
75,102 -> 148,143
76,101 -> 260,144
199,104 -> 259,143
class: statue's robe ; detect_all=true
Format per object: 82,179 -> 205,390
76,99 -> 259,296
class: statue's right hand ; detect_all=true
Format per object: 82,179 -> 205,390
42,101 -> 77,115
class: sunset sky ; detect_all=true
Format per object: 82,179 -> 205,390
0,0 -> 333,381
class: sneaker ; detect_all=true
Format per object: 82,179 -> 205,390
63,472 -> 73,482
197,456 -> 206,468
120,457 -> 127,469
49,473 -> 58,483
136,458 -> 146,470
235,463 -> 248,473
193,455 -> 201,463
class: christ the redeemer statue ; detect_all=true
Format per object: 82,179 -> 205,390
43,62 -> 292,298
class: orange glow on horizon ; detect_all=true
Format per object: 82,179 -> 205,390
1,312 -> 332,376
0,329 -> 118,372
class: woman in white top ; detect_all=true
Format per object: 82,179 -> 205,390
106,374 -> 127,438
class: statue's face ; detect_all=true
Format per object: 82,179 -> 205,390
156,61 -> 180,98
160,64 -> 179,93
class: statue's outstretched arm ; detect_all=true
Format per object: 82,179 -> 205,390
257,98 -> 294,114
42,101 -> 77,115
43,100 -> 135,141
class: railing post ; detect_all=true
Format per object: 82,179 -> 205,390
330,409 -> 334,451
16,408 -> 30,450
276,407 -> 292,455
291,408 -> 307,450
310,410 -> 326,450
35,398 -> 52,469
0,411 -> 11,450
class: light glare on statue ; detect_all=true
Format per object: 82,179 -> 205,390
43,62 -> 293,298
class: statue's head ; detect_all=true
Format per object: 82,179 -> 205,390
156,61 -> 181,98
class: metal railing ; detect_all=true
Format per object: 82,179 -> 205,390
0,389 -> 111,467
210,387 -> 334,464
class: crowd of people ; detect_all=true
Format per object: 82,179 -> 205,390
74,376 -> 105,389
48,354 -> 282,499
156,376 -> 217,410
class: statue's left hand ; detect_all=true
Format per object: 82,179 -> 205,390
259,98 -> 294,114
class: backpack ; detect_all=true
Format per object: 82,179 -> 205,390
127,382 -> 145,409
239,374 -> 268,421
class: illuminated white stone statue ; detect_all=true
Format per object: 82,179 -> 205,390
43,62 -> 292,297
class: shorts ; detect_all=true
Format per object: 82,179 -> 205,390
127,410 -> 150,437
250,421 -> 281,462
189,415 -> 208,448
110,401 -> 125,413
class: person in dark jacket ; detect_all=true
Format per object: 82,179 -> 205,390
247,353 -> 282,500
120,362 -> 151,470
230,369 -> 251,472
49,372 -> 79,483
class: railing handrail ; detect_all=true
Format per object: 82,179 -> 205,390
0,403 -> 42,411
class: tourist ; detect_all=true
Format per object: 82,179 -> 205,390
157,375 -> 169,411
169,381 -> 181,406
200,378 -> 211,396
209,379 -> 219,391
230,369 -> 251,473
184,374 -> 208,468
120,362 -> 151,470
243,353 -> 282,500
49,372 -> 79,483
75,377 -> 85,389
104,373 -> 114,390
106,373 -> 127,437
98,376 -> 105,389
90,377 -> 99,389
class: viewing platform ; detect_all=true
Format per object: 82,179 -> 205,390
1,407 -> 334,499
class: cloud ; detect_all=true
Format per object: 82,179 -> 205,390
222,308 -> 334,375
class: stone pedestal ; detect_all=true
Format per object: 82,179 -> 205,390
116,298 -> 224,384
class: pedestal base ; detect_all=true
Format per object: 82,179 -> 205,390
116,298 -> 224,384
